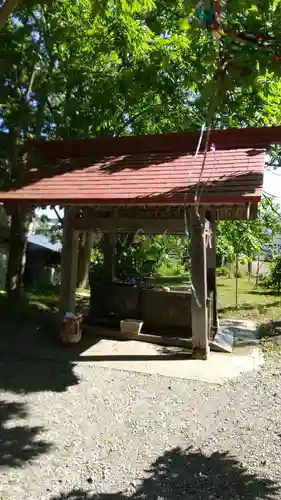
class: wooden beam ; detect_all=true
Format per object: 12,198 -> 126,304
59,207 -> 79,317
73,203 -> 256,233
189,208 -> 209,359
103,232 -> 116,281
73,216 -> 186,234
206,218 -> 218,337
206,219 -> 216,293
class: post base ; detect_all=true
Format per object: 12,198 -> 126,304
192,346 -> 210,360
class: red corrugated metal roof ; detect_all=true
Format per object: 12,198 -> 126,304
0,147 -> 265,205
0,126 -> 275,205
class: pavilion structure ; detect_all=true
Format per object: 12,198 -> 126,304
0,126 -> 280,359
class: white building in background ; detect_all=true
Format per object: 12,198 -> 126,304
0,208 -> 61,290
273,234 -> 281,251
29,215 -> 58,235
262,234 -> 281,259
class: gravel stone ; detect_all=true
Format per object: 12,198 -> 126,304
0,357 -> 281,499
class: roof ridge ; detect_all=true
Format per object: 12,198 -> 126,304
24,127 -> 279,159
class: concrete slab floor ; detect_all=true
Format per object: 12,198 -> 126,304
79,338 -> 264,385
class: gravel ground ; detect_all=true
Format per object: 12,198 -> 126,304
0,356 -> 281,500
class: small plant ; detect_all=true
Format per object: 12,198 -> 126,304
234,269 -> 242,278
89,246 -> 104,282
261,337 -> 281,363
216,267 -> 229,277
262,256 -> 281,293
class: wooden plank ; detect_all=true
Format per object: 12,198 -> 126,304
206,219 -> 216,293
73,204 -> 255,235
82,323 -> 192,349
103,233 -> 116,281
73,216 -> 186,234
206,218 -> 218,337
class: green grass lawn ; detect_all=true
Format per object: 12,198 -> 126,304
217,277 -> 281,326
153,275 -> 281,326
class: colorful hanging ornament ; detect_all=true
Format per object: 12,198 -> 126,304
210,142 -> 216,164
195,0 -> 214,29
195,0 -> 223,30
196,0 -> 281,67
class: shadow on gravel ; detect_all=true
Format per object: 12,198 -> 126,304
49,446 -> 279,499
0,358 -> 79,394
0,400 -> 51,468
0,293 -> 80,394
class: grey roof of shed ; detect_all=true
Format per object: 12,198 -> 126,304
27,234 -> 61,252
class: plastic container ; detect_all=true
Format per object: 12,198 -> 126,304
120,319 -> 143,336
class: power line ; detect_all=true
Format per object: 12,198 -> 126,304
263,193 -> 281,220
265,167 -> 281,176
263,190 -> 280,200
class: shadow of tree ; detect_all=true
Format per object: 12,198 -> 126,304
259,320 -> 281,346
0,400 -> 51,468
0,294 -> 80,394
50,447 -> 279,500
248,290 -> 281,297
0,358 -> 80,394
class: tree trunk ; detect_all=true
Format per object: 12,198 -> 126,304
235,254 -> 239,309
256,254 -> 260,287
6,206 -> 28,296
76,231 -> 94,289
0,0 -> 19,31
248,259 -> 252,279
4,54 -> 39,296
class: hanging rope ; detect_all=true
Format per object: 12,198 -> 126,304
195,122 -> 206,157
194,59 -> 225,215
204,223 -> 213,248
194,0 -> 228,216
191,283 -> 202,307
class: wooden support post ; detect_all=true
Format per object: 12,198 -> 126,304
190,209 -> 209,360
103,232 -> 116,282
59,207 -> 79,317
206,219 -> 218,337
77,231 -> 94,288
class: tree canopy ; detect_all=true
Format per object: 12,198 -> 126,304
2,0 -> 281,151
216,198 -> 281,265
2,0 -> 281,145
